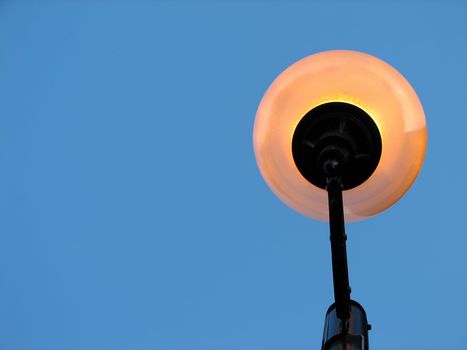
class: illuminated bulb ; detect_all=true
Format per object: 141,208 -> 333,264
253,50 -> 427,222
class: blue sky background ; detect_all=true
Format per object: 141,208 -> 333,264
1,1 -> 467,349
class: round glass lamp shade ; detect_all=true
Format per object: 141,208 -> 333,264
253,50 -> 427,222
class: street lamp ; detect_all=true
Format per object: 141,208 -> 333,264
253,50 -> 427,349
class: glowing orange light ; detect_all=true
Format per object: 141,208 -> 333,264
253,50 -> 427,221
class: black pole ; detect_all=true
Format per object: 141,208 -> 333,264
321,162 -> 371,350
326,173 -> 351,323
289,102 -> 378,349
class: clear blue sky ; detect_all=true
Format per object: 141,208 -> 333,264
1,1 -> 466,349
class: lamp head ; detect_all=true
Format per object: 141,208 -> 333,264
253,50 -> 427,222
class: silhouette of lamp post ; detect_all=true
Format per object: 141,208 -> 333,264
253,50 -> 427,349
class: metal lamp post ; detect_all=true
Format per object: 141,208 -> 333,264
253,50 -> 427,349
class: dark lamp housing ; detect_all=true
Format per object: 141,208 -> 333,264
292,102 -> 382,190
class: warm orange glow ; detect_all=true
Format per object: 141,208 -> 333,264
253,50 -> 427,222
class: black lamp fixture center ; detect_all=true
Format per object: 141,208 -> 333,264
292,102 -> 382,189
